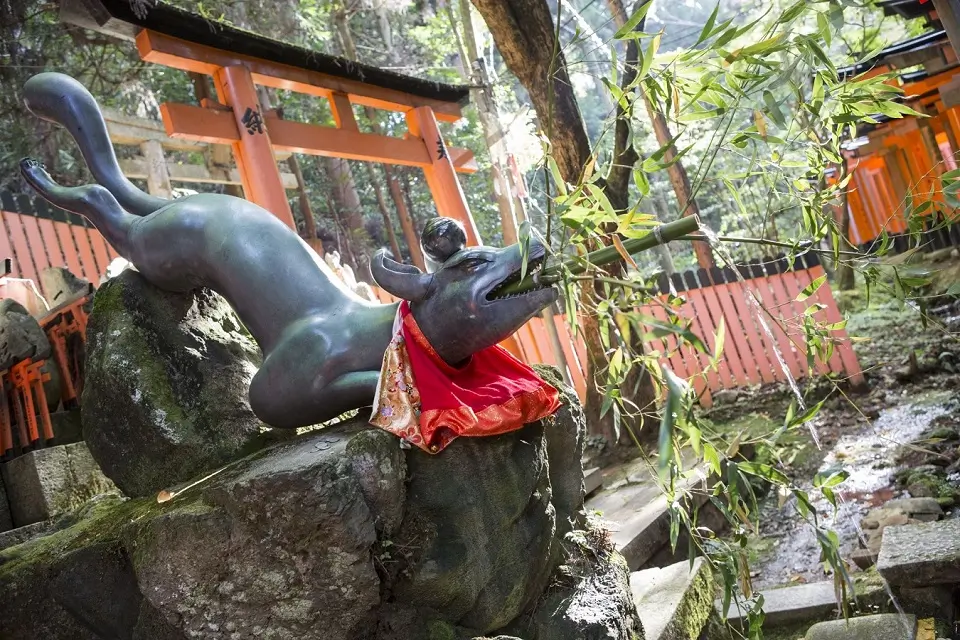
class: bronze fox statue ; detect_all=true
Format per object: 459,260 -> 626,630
19,72 -> 557,428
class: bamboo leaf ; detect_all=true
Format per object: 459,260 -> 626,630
614,0 -> 653,39
695,2 -> 720,46
796,275 -> 826,301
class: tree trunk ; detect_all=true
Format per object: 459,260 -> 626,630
836,186 -> 855,290
472,0 -> 658,447
334,6 -> 424,269
365,164 -> 404,261
452,0 -> 521,245
325,156 -> 367,271
470,0 -> 591,186
606,0 -> 715,269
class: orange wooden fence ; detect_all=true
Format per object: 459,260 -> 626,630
374,252 -> 863,407
0,191 -> 118,301
3,190 -> 861,408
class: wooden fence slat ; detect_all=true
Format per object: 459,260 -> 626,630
763,265 -> 812,378
696,270 -> 748,387
745,264 -> 805,383
70,224 -> 101,283
86,227 -> 111,277
552,314 -> 586,401
726,274 -> 779,385
644,301 -> 689,382
0,211 -> 15,273
52,221 -> 87,283
706,268 -> 760,386
3,212 -> 40,288
781,267 -> 836,376
19,214 -> 52,277
682,288 -> 726,392
803,259 -> 864,384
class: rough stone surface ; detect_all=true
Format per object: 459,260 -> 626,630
0,473 -> 11,533
39,267 -> 93,310
393,420 -> 559,631
0,298 -> 51,370
0,387 -> 598,640
0,520 -> 54,551
0,363 -> 621,639
896,586 -> 954,624
883,497 -> 942,522
518,531 -> 643,640
82,270 -> 269,497
877,518 -> 960,587
50,410 -> 83,446
633,558 -> 713,640
804,614 -> 916,640
0,442 -> 117,527
717,581 -> 839,629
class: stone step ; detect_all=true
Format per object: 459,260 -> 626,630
586,459 -> 710,570
631,557 -> 714,640
715,581 -> 840,629
877,518 -> 960,588
584,466 -> 603,497
804,613 -> 918,640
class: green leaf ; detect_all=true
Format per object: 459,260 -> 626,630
713,317 -> 726,362
658,365 -> 688,480
638,32 -> 661,82
763,90 -> 787,128
633,167 -> 651,196
695,2 -> 720,47
738,462 -> 790,485
796,275 -> 826,301
614,0 -> 653,39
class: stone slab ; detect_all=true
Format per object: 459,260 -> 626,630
877,519 -> 960,587
716,581 -> 839,629
587,454 -> 707,570
804,614 -> 916,640
0,442 -> 117,527
883,498 -> 942,522
631,557 -> 713,640
584,466 -> 603,496
0,520 -> 54,551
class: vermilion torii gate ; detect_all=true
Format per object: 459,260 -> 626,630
62,0 -> 484,252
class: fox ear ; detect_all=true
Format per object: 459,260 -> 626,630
370,250 -> 432,302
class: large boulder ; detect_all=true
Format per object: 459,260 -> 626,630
0,369 -> 642,639
81,271 -> 271,498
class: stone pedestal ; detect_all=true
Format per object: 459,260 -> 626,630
0,442 -> 117,527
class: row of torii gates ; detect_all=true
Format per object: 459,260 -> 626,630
841,0 -> 960,250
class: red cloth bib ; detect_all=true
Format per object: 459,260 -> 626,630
369,301 -> 561,453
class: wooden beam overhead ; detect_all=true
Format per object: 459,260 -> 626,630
118,156 -> 299,189
103,107 -> 292,160
159,102 -> 479,173
137,30 -> 464,123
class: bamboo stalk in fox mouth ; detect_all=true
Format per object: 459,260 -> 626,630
499,215 -> 702,296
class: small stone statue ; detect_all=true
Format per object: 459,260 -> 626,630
19,72 -> 559,429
